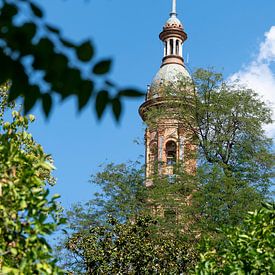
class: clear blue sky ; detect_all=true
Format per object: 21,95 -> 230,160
29,0 -> 275,209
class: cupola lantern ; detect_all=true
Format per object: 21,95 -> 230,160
160,0 -> 187,67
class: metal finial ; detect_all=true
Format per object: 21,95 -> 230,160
170,0 -> 177,17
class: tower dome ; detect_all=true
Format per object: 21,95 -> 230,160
165,16 -> 183,28
148,63 -> 190,99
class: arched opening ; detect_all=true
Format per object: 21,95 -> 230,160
176,40 -> 179,55
166,140 -> 177,165
169,39 -> 173,55
149,142 -> 158,174
164,41 -> 167,56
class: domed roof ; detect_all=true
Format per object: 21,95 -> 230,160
148,63 -> 191,99
164,15 -> 183,29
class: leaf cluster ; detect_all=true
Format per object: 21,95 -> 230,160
0,87 -> 64,273
145,68 -> 274,236
195,203 -> 275,274
0,0 -> 144,119
188,164 -> 270,235
58,69 -> 275,273
65,216 -> 195,274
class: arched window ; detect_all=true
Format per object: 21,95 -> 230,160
166,140 -> 177,165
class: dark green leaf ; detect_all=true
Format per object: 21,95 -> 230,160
32,40 -> 57,71
4,24 -> 35,57
62,229 -> 68,235
105,80 -> 116,88
42,93 -> 52,117
93,59 -> 112,75
60,38 -> 75,49
112,97 -> 122,122
21,22 -> 37,40
118,89 -> 145,98
45,24 -> 60,35
51,53 -> 69,73
76,40 -> 94,62
35,38 -> 55,60
23,85 -> 40,114
77,80 -> 94,110
95,90 -> 109,119
29,2 -> 43,18
0,4 -> 18,22
9,62 -> 29,101
0,52 -> 13,83
8,84 -> 21,102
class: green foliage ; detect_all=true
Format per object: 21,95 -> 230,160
185,69 -> 274,234
0,0 -> 144,118
65,216 -> 195,274
0,87 -> 64,273
192,70 -> 273,173
147,69 -> 274,178
189,164 -> 269,234
57,164 -> 204,273
58,69 -> 274,273
195,203 -> 275,274
146,68 -> 274,234
58,163 -> 199,273
145,171 -> 197,234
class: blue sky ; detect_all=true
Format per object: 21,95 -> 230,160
29,0 -> 275,209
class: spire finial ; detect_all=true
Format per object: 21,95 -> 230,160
170,0 -> 177,17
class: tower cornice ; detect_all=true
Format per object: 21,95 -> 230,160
159,27 -> 187,42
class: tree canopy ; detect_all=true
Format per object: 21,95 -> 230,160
195,203 -> 275,274
143,68 -> 275,233
57,69 -> 275,273
65,216 -> 195,274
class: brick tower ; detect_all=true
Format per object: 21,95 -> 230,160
139,0 -> 196,187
